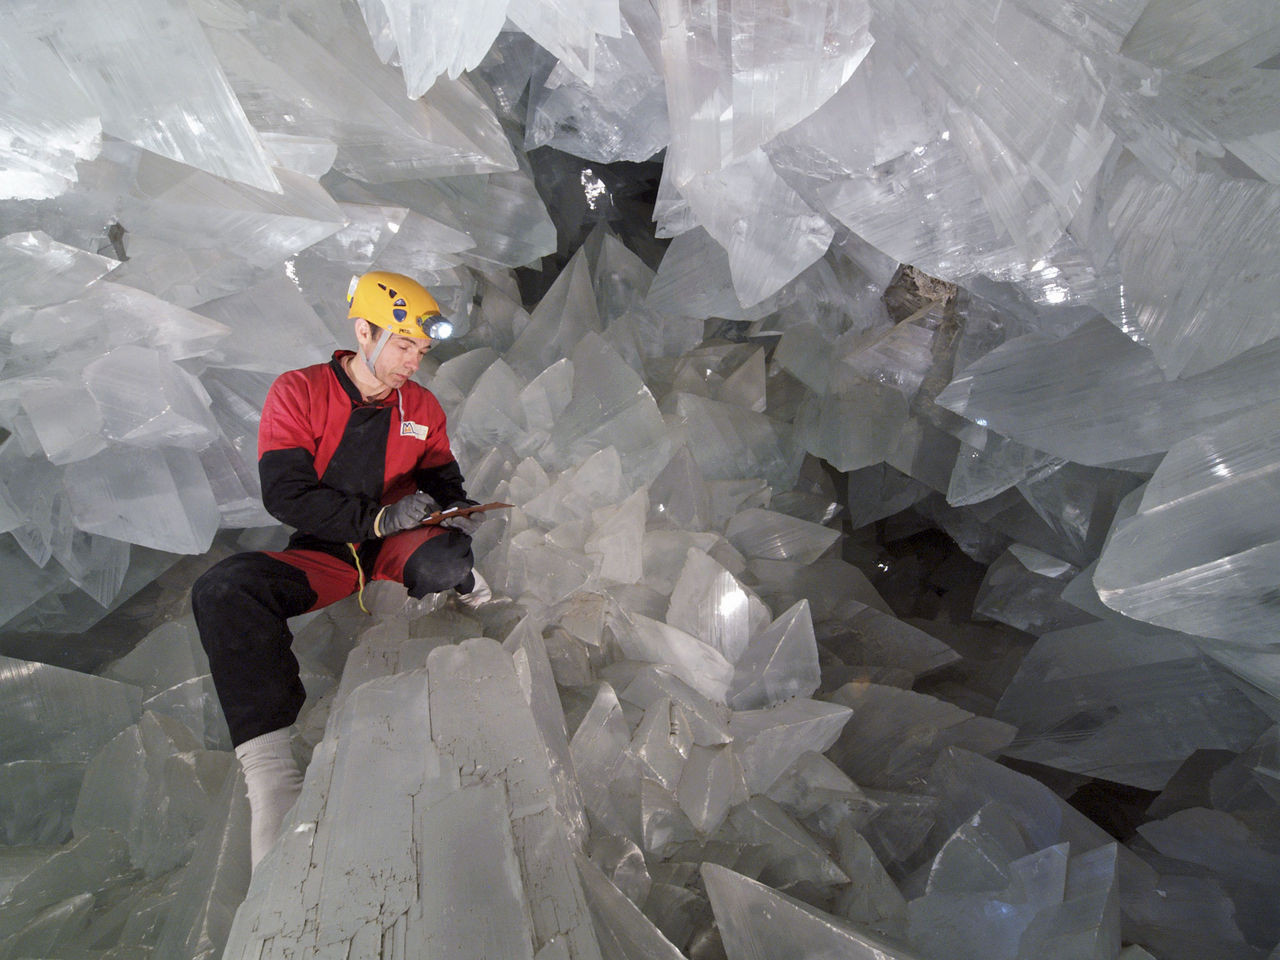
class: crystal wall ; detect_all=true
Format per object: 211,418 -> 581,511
2,0 -> 1279,958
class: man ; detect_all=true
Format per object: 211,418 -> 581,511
192,270 -> 489,868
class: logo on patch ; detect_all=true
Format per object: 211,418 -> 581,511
400,421 -> 429,441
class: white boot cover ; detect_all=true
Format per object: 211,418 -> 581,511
235,727 -> 304,868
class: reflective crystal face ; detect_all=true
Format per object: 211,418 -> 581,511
2,2 -> 1279,958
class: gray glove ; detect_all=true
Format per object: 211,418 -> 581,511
374,491 -> 440,537
439,502 -> 484,537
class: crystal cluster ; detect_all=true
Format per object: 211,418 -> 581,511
2,0 -> 1280,958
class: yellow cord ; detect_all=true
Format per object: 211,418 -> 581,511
348,543 -> 370,615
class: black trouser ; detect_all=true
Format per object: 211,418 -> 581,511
192,529 -> 473,746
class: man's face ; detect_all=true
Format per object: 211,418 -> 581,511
357,320 -> 431,389
372,332 -> 432,388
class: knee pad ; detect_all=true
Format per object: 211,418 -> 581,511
402,529 -> 474,598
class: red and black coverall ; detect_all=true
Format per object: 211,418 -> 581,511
193,351 -> 476,747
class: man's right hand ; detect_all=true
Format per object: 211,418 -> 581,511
373,491 -> 440,538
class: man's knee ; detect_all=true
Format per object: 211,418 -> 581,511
192,555 -> 253,619
192,552 -> 317,650
402,530 -> 473,597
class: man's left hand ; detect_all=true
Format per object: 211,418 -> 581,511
439,502 -> 485,537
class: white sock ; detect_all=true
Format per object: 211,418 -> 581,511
235,728 -> 304,869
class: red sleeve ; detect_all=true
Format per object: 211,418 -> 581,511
258,371 -> 317,456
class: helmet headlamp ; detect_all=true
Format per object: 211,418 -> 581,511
426,318 -> 454,340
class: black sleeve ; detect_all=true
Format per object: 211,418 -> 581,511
416,459 -> 474,509
260,447 -> 380,542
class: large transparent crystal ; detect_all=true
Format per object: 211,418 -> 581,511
948,433 -> 1064,509
0,232 -> 115,308
0,831 -> 134,945
508,0 -> 621,84
64,446 -> 219,555
543,333 -> 672,484
1105,162 -> 1280,377
197,277 -> 338,373
506,620 -> 589,845
0,39 -> 101,201
204,0 -> 517,182
724,508 -> 838,565
526,0 -> 669,163
506,247 -> 602,378
108,154 -> 347,308
571,681 -> 639,840
821,601 -> 959,680
936,317 -> 1280,465
995,622 -> 1272,790
1121,0 -> 1280,72
666,549 -> 771,666
702,862 -> 915,960
728,599 -> 820,710
0,761 -> 83,845
70,711 -> 231,877
1136,807 -> 1280,952
451,358 -> 529,455
5,0 -> 278,193
794,382 -> 911,473
1094,399 -> 1280,645
578,852 -> 686,959
15,281 -> 230,361
729,699 -> 853,794
362,0 -> 508,98
827,683 -> 1016,791
20,382 -> 106,466
658,0 -> 872,186
676,742 -> 748,833
608,609 -> 734,704
151,767 -> 251,960
973,547 -> 1096,635
927,749 -> 1118,860
83,345 -> 219,450
681,149 -> 834,307
646,228 -> 779,322
875,0 -> 1114,257
0,655 -> 141,763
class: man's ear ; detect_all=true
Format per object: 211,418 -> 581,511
352,317 -> 370,345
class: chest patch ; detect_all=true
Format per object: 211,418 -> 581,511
400,420 -> 429,441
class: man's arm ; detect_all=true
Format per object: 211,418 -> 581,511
259,449 -> 381,542
415,458 -> 474,509
258,372 -> 381,543
411,392 -> 475,509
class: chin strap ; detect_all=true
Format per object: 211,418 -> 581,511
362,327 -> 394,376
356,331 -> 407,416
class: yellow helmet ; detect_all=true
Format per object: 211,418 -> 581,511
346,270 -> 440,338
